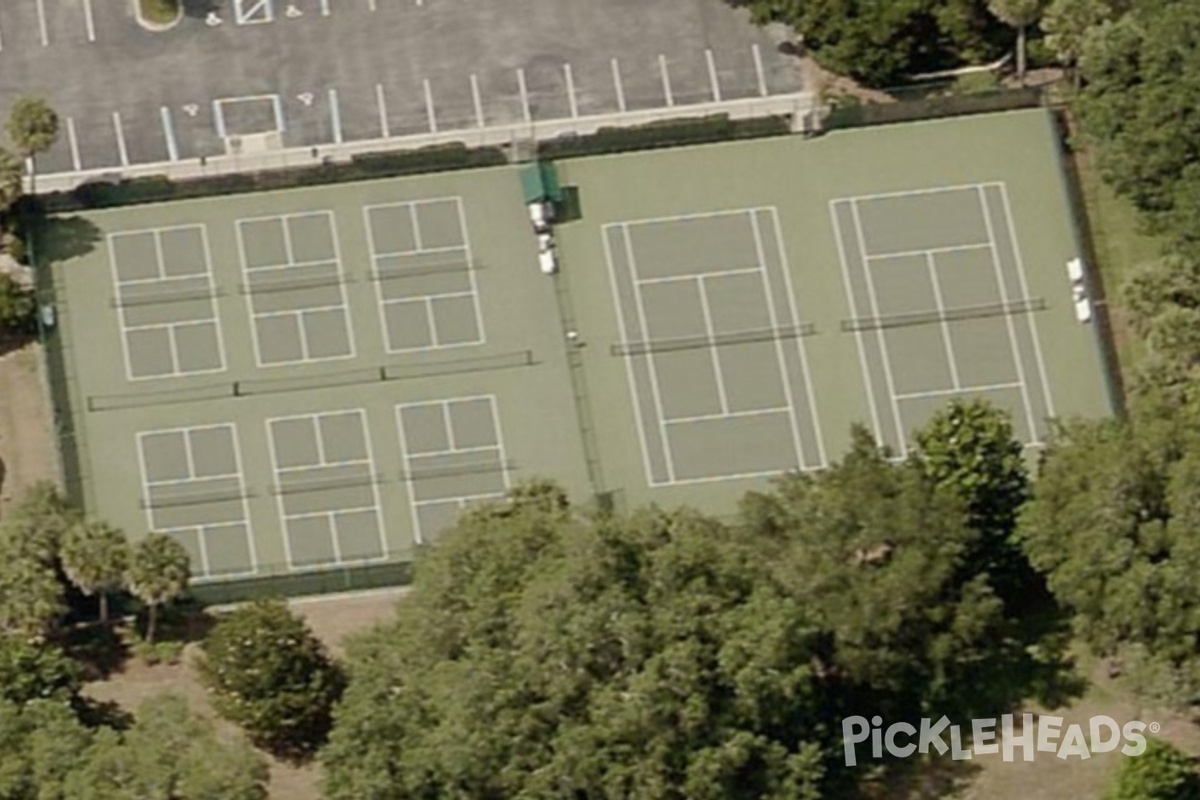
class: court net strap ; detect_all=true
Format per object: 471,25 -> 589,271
840,297 -> 1045,332
610,324 -> 816,356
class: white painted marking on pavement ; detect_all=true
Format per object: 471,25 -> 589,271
752,43 -> 768,97
36,0 -> 49,46
470,74 -> 485,128
161,107 -> 179,162
375,84 -> 390,138
83,0 -> 97,42
705,48 -> 721,102
658,54 -> 673,107
564,63 -> 578,118
66,117 -> 81,171
113,112 -> 129,167
517,67 -> 530,123
611,58 -> 626,113
423,78 -> 437,133
329,89 -> 343,144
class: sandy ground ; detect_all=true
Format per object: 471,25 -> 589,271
82,587 -> 407,800
0,341 -> 57,515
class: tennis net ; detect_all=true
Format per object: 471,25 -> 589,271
840,297 -> 1045,332
610,324 -> 816,357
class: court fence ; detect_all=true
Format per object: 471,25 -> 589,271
822,86 -> 1046,131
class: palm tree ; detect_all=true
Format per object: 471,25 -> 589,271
61,519 -> 130,625
988,0 -> 1049,84
126,534 -> 189,644
0,147 -> 21,212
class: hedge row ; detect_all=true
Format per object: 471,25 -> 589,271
536,114 -> 792,159
29,142 -> 508,214
824,88 -> 1043,130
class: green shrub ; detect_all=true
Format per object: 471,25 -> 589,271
0,635 -> 81,705
537,114 -> 790,159
1106,739 -> 1200,800
0,273 -> 36,335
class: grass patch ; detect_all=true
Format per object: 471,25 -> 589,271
1070,144 -> 1163,375
138,0 -> 180,24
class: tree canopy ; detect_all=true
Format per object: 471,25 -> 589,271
199,599 -> 344,759
126,533 -> 190,644
324,435 -> 1056,799
5,97 -> 58,159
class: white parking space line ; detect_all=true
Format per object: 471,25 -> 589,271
612,58 -> 627,112
752,44 -> 767,97
658,54 -> 674,107
320,0 -> 330,15
368,0 -> 376,9
423,78 -> 437,133
160,106 -> 180,162
375,84 -> 390,138
517,68 -> 531,123
66,117 -> 81,171
329,89 -> 343,144
564,63 -> 579,118
36,0 -> 48,45
113,112 -> 129,167
705,49 -> 721,102
83,0 -> 96,41
470,74 -> 485,128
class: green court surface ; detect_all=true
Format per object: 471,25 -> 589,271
45,108 -> 1114,589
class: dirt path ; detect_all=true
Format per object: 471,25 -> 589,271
0,341 -> 57,515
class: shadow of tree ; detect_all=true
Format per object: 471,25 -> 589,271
60,624 -> 131,681
32,215 -> 102,267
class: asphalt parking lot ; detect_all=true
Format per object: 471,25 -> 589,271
0,0 -> 803,178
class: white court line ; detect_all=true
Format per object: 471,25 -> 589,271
635,265 -> 761,286
850,199 -> 906,455
665,407 -> 790,426
658,467 -> 805,488
925,251 -> 961,389
611,58 -> 627,113
470,74 -> 485,128
375,84 -> 390,138
423,78 -> 437,133
160,107 -> 180,162
696,276 -> 729,415
623,222 -> 678,483
998,183 -> 1057,420
658,54 -> 674,106
113,112 -> 130,166
865,243 -> 992,261
837,182 -> 993,205
978,185 -> 1039,442
705,49 -> 722,102
564,63 -> 579,118
83,0 -> 96,42
36,0 -> 48,45
601,225 -> 657,486
752,44 -> 767,97
329,88 -> 343,144
66,118 -> 81,171
894,381 -> 1024,402
517,67 -> 531,123
768,206 -> 827,467
749,209 -> 809,470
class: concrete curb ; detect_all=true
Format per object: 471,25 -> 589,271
133,0 -> 183,32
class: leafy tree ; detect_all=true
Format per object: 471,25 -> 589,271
1040,0 -> 1112,80
199,599 -> 344,759
0,147 -> 22,212
61,519 -> 130,625
1073,2 -> 1200,233
1105,738 -> 1200,800
0,699 -> 93,800
987,0 -> 1048,81
125,533 -> 189,644
734,0 -> 1009,87
0,274 -> 36,336
0,635 -> 80,705
1018,415 -> 1200,708
65,693 -> 267,800
0,554 -> 65,638
5,97 -> 58,159
0,481 -> 77,567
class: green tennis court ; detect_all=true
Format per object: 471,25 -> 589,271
43,107 -> 1116,594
